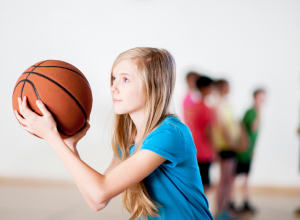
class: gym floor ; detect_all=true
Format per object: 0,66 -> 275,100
0,179 -> 299,220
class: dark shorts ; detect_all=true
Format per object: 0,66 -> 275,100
198,162 -> 212,186
218,150 -> 236,160
236,161 -> 252,174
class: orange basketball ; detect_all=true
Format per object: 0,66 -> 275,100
12,60 -> 93,139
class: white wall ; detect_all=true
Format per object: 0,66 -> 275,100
1,0 -> 300,187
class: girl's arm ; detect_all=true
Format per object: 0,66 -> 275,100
47,135 -> 166,205
15,97 -> 166,207
66,142 -> 120,211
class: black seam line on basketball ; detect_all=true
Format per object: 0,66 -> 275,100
30,65 -> 90,87
20,60 -> 48,99
15,79 -> 41,100
13,79 -> 37,95
57,126 -> 72,136
20,60 -> 47,98
28,71 -> 87,121
13,79 -> 25,94
31,65 -> 90,86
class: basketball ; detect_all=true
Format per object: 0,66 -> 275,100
12,60 -> 93,139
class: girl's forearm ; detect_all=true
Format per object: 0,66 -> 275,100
68,144 -> 108,211
75,179 -> 107,211
46,133 -> 107,204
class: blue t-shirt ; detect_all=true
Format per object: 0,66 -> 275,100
118,116 -> 213,220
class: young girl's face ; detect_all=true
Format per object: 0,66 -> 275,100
111,59 -> 146,115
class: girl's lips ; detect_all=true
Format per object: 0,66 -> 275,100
113,99 -> 122,103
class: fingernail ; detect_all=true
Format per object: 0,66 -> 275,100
36,100 -> 41,104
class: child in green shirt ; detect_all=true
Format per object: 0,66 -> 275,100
231,89 -> 266,215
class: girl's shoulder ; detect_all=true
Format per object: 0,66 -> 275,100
142,116 -> 195,167
145,115 -> 195,152
152,116 -> 189,136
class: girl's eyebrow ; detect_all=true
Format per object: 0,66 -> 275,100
120,73 -> 131,76
112,73 -> 131,77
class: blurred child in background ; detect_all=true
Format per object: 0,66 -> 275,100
183,72 -> 201,126
230,89 -> 266,215
187,76 -> 216,193
213,79 -> 240,220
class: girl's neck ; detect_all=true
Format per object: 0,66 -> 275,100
129,108 -> 145,145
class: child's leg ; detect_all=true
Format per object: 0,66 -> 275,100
216,158 -> 235,212
243,174 -> 250,201
198,162 -> 211,194
224,158 -> 236,208
228,173 -> 236,210
241,163 -> 257,214
203,163 -> 212,194
216,159 -> 225,212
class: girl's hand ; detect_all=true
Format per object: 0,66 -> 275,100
63,121 -> 90,150
14,96 -> 59,142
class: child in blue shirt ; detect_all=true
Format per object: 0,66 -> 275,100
14,47 -> 213,220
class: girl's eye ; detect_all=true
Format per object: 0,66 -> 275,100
112,76 -> 116,81
124,77 -> 129,83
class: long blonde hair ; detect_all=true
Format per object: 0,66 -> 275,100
110,47 -> 176,220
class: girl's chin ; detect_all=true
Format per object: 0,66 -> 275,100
114,110 -> 136,115
113,107 -> 144,115
114,111 -> 125,115
113,108 -> 129,115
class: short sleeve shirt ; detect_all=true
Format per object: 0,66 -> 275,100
183,90 -> 201,127
125,116 -> 213,220
186,101 -> 215,162
236,107 -> 259,162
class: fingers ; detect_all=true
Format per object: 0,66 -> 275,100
17,96 -> 51,118
36,100 -> 51,117
19,123 -> 33,133
14,110 -> 27,126
18,96 -> 37,119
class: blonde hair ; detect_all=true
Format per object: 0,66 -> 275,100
110,47 -> 176,220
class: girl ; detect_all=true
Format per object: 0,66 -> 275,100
14,47 -> 213,220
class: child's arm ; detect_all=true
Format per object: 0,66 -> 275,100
204,124 -> 214,149
66,142 -> 120,211
250,111 -> 260,132
237,122 -> 249,152
215,111 -> 236,148
47,135 -> 166,205
15,97 -> 166,207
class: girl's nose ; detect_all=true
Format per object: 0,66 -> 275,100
111,84 -> 119,94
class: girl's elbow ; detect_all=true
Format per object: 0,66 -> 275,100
93,190 -> 108,205
96,195 -> 108,205
92,202 -> 107,212
90,180 -> 109,206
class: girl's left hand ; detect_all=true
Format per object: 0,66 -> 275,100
14,96 -> 59,141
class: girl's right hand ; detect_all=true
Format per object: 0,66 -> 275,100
63,121 -> 90,152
